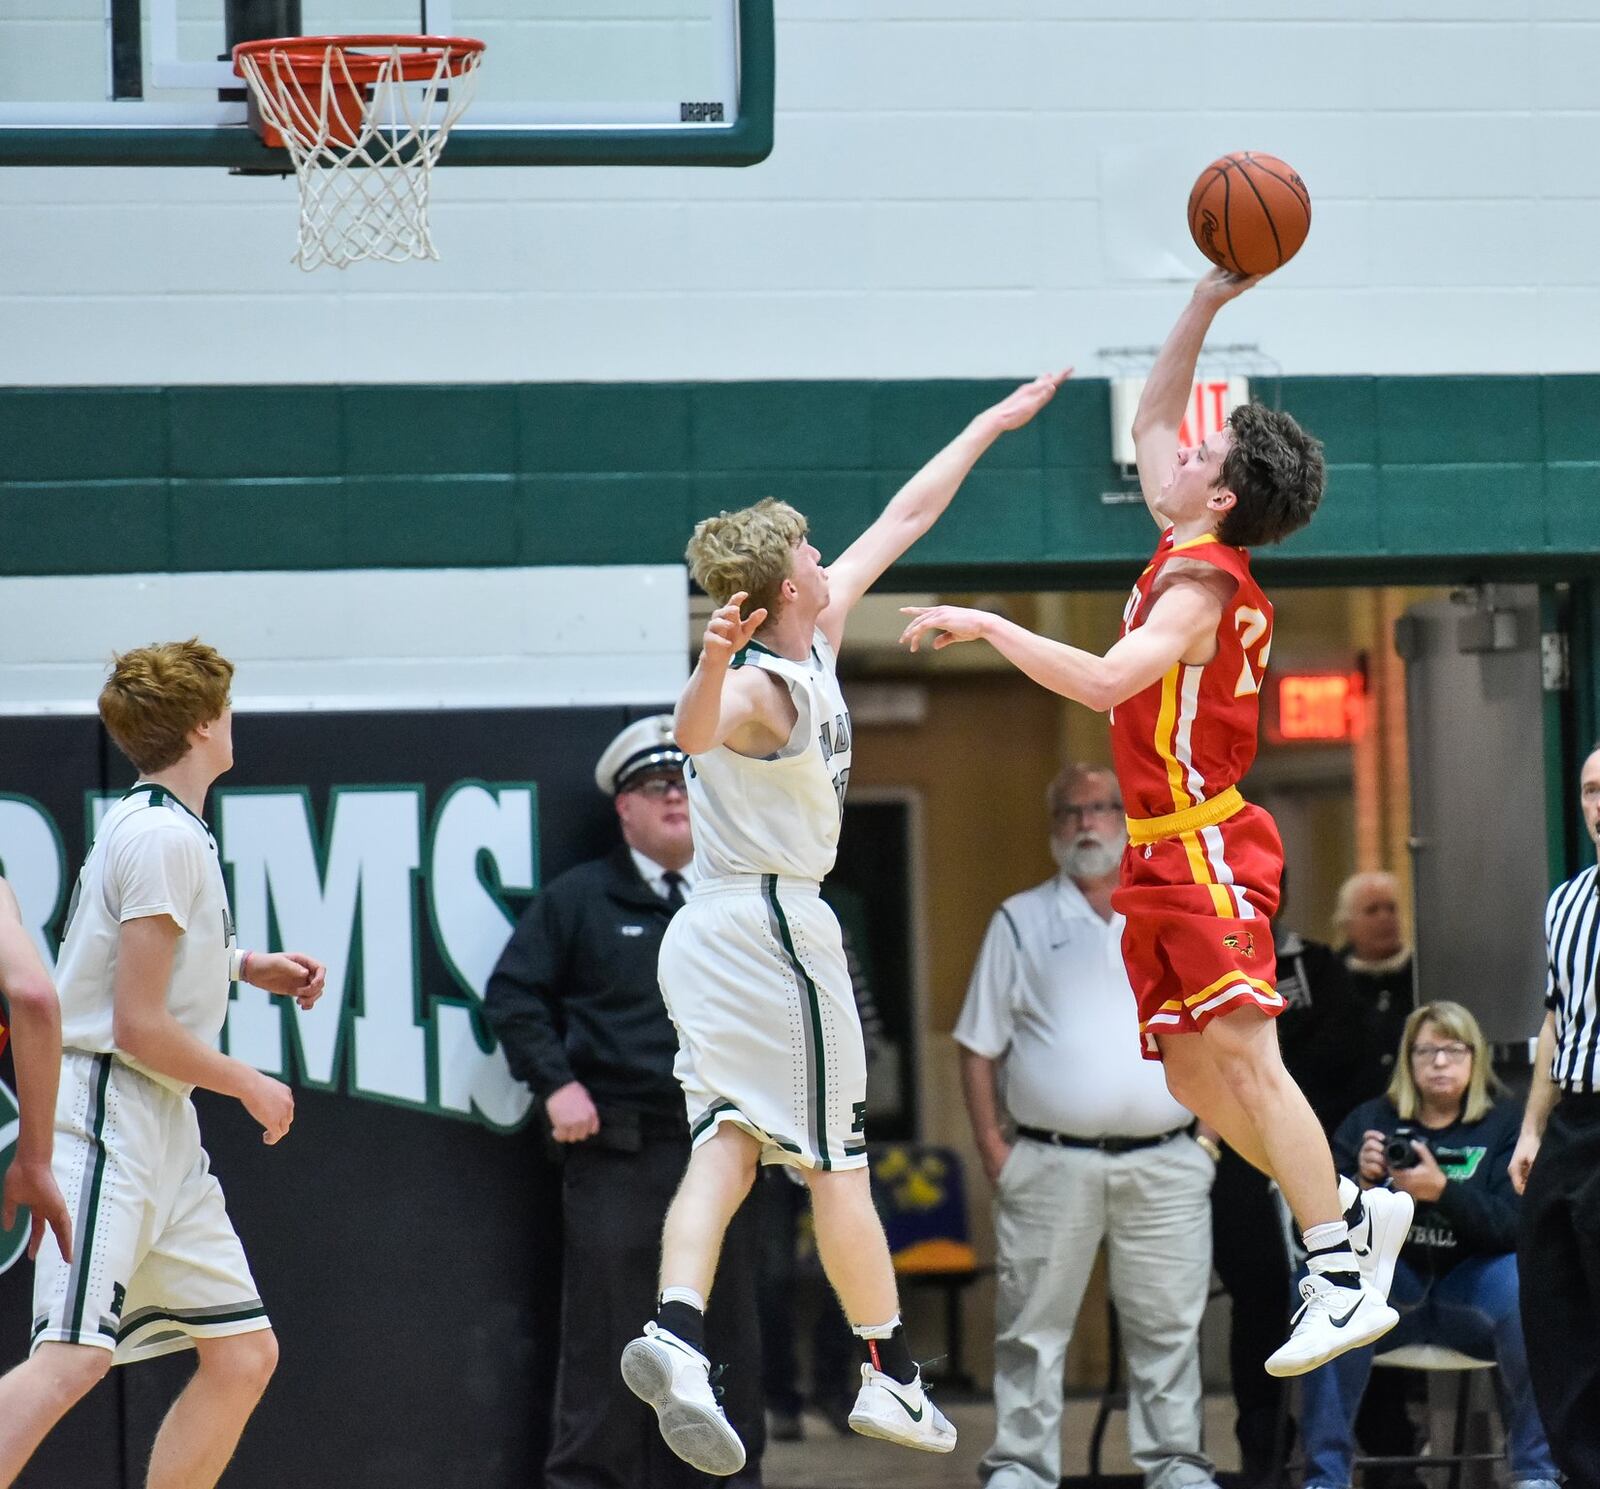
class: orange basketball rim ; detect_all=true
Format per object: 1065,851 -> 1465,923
232,34 -> 485,151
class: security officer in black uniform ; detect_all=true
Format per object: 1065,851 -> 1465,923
486,716 -> 764,1489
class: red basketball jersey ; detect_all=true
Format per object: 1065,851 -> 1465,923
1109,530 -> 1272,821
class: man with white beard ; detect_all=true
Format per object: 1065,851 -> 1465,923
956,763 -> 1220,1489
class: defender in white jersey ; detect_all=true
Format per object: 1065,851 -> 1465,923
0,640 -> 327,1489
622,372 -> 1069,1476
663,629 -> 863,1175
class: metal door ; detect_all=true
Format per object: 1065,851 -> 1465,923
1396,586 -> 1549,1044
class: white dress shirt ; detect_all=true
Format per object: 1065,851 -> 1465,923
629,848 -> 696,902
954,874 -> 1193,1138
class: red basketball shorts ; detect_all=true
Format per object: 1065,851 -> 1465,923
1112,799 -> 1285,1059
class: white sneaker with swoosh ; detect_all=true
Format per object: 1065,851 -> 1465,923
1340,1177 -> 1414,1301
846,1364 -> 957,1453
1264,1274 -> 1399,1377
620,1323 -> 747,1476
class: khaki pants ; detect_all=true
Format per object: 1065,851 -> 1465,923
982,1133 -> 1218,1489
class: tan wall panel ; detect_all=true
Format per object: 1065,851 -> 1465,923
853,672 -> 1116,1388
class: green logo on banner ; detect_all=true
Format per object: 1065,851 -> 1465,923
0,1078 -> 27,1276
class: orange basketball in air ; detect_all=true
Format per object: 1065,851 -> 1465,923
1187,152 -> 1311,277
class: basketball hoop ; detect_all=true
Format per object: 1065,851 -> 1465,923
232,35 -> 485,271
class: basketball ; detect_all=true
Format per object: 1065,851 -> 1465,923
1187,152 -> 1311,277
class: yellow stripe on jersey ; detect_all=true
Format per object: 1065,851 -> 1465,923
1169,533 -> 1222,554
1154,666 -> 1191,812
1125,785 -> 1245,845
1178,830 -> 1237,917
1183,970 -> 1280,1008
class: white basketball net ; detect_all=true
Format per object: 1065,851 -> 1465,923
236,41 -> 483,272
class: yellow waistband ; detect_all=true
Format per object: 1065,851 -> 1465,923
1126,785 -> 1246,845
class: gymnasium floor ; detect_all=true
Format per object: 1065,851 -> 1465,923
767,1394 -> 1242,1488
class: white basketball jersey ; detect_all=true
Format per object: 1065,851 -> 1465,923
688,629 -> 853,883
56,785 -> 237,1096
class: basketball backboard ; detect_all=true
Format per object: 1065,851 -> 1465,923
0,0 -> 772,167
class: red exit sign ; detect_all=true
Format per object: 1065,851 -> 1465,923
1276,672 -> 1366,743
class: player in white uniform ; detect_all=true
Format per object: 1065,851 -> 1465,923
621,371 -> 1069,1475
0,640 -> 327,1489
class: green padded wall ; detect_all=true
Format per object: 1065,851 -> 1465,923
3,376 -> 1598,586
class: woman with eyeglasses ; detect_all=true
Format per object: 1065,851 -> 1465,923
1299,1001 -> 1558,1489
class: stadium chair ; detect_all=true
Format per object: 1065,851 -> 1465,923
1355,1344 -> 1503,1489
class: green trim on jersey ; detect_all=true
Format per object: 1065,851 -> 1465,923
690,1100 -> 741,1143
690,1099 -> 804,1156
65,1055 -> 114,1341
124,781 -> 211,832
117,1301 -> 269,1343
731,637 -> 781,670
763,875 -> 832,1170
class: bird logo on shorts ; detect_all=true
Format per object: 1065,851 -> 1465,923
1222,932 -> 1256,958
0,1078 -> 27,1277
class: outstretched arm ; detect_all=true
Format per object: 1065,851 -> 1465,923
816,371 -> 1070,654
899,573 -> 1225,713
1132,270 -> 1257,526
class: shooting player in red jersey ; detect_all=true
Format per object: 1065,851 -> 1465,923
899,270 -> 1413,1376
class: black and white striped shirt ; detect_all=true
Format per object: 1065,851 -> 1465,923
1545,863 -> 1600,1093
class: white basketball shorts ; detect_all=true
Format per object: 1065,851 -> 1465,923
658,875 -> 868,1172
31,1051 -> 270,1363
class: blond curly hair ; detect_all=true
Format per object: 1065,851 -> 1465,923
100,638 -> 234,773
685,497 -> 808,623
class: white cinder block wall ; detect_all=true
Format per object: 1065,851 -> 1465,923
5,0 -> 1599,385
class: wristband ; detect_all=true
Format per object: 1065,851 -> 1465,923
1195,1133 -> 1223,1164
228,948 -> 253,982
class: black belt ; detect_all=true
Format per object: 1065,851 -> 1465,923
1017,1123 -> 1190,1154
1557,1090 -> 1600,1119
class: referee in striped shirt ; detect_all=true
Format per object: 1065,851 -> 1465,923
1511,741 -> 1600,1488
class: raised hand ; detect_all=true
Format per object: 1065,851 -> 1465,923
701,592 -> 769,669
986,369 -> 1072,432
1194,265 -> 1263,305
898,605 -> 993,653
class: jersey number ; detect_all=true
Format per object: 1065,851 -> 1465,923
1234,606 -> 1272,697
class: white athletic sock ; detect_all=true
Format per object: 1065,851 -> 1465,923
850,1313 -> 902,1340
1302,1221 -> 1359,1282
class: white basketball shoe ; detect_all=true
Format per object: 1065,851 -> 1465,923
846,1364 -> 958,1453
1265,1272 -> 1398,1376
620,1322 -> 746,1477
1341,1175 -> 1415,1301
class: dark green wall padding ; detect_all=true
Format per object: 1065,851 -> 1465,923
3,375 -> 1598,587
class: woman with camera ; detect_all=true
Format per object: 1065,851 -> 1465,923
1300,1001 -> 1558,1489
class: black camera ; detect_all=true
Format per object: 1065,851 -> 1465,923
1386,1124 -> 1426,1170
